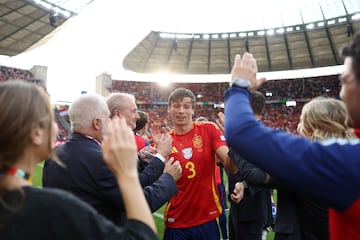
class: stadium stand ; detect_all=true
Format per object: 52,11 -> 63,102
109,74 -> 341,134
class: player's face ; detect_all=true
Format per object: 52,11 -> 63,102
168,97 -> 194,127
339,57 -> 360,129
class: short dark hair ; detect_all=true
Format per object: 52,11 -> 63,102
341,32 -> 360,80
168,88 -> 196,108
250,91 -> 266,116
134,110 -> 148,131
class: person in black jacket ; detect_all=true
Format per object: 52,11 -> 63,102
226,91 -> 273,240
106,92 -> 182,187
43,93 -> 180,226
0,80 -> 157,239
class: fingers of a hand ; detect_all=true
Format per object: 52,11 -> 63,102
159,133 -> 165,142
230,194 -> 240,203
174,160 -> 181,169
242,54 -> 255,70
259,77 -> 267,85
234,182 -> 242,189
233,54 -> 242,70
102,119 -> 115,156
166,157 -> 174,165
117,117 -> 136,148
218,112 -> 224,120
101,135 -> 109,160
252,58 -> 258,72
165,133 -> 172,144
173,161 -> 182,177
161,126 -> 168,134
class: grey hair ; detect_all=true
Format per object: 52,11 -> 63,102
69,94 -> 108,132
106,92 -> 135,118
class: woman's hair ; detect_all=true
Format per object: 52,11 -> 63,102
298,97 -> 354,141
0,80 -> 56,186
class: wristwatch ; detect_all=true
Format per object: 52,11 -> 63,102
231,78 -> 250,89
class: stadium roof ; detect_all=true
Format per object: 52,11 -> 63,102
123,0 -> 360,74
1,0 -> 360,78
0,0 -> 94,57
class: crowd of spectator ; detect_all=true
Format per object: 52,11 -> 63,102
258,75 -> 341,100
111,75 -> 340,103
110,75 -> 340,134
0,65 -> 341,138
0,66 -> 68,137
110,81 -> 228,103
0,66 -> 46,89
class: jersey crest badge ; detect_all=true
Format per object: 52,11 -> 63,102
182,147 -> 193,160
192,135 -> 203,149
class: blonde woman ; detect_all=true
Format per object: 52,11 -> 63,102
298,97 -> 354,141
285,97 -> 355,240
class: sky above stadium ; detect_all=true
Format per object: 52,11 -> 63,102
0,0 -> 350,102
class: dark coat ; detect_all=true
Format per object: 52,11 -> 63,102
43,133 -> 177,225
229,149 -> 328,240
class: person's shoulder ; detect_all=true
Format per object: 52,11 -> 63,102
27,186 -> 79,202
28,187 -> 97,214
195,121 -> 217,127
195,121 -> 221,132
57,135 -> 102,155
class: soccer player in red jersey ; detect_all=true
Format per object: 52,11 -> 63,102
163,88 -> 238,240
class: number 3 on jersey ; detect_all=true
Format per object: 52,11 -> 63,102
185,161 -> 196,179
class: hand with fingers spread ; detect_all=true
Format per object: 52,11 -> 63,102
163,157 -> 182,182
231,53 -> 267,92
155,132 -> 173,159
216,112 -> 225,133
149,123 -> 162,146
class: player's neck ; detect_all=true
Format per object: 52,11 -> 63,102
174,122 -> 193,135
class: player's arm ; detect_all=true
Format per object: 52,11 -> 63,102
215,145 -> 238,174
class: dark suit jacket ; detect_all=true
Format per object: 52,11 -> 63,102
43,133 -> 178,225
229,149 -> 328,240
228,149 -> 273,223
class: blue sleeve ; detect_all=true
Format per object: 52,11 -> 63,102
224,87 -> 360,211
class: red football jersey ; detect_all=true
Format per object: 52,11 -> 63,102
134,133 -> 147,151
164,121 -> 227,228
